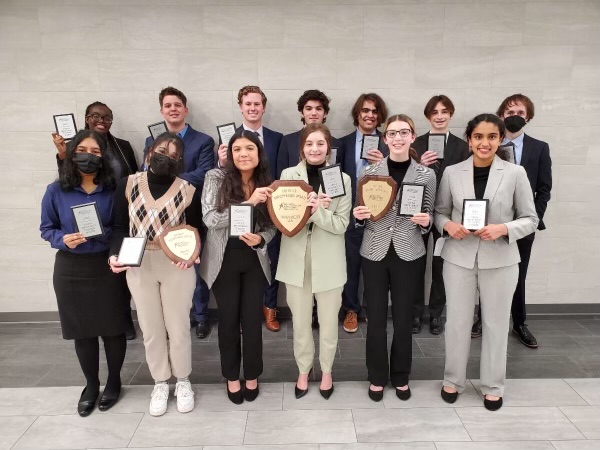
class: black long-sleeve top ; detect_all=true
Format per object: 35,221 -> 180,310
473,166 -> 491,200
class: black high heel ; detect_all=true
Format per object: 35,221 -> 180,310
319,385 -> 334,400
484,396 -> 503,411
295,369 -> 312,399
243,380 -> 259,402
441,386 -> 458,404
227,381 -> 244,405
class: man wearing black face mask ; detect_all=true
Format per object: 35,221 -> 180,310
471,94 -> 552,349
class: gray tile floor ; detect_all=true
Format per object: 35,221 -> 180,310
0,318 -> 599,449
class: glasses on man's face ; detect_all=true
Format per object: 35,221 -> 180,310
385,129 -> 412,139
86,113 -> 113,124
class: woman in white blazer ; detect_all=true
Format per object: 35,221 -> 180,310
277,123 -> 352,400
434,113 -> 538,411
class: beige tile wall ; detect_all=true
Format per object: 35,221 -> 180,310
0,0 -> 598,312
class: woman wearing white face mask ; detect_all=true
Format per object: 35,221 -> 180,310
277,123 -> 352,400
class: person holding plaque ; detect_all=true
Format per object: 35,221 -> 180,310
200,130 -> 276,404
277,123 -> 351,399
338,93 -> 389,333
40,130 -> 130,417
434,114 -> 538,410
108,133 -> 201,417
411,95 -> 470,335
353,114 -> 436,402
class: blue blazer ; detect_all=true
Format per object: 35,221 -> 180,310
143,124 -> 216,190
276,129 -> 341,179
236,125 -> 283,181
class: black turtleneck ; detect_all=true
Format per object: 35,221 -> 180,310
473,165 -> 491,199
387,158 -> 411,186
307,161 -> 325,194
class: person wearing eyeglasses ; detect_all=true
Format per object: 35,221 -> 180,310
338,93 -> 389,334
353,114 -> 436,402
109,133 -> 202,417
51,101 -> 138,341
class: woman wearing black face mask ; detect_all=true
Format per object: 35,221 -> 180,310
40,130 -> 131,417
108,133 -> 202,417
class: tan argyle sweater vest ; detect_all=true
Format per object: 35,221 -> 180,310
125,172 -> 196,250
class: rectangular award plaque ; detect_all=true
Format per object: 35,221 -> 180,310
71,202 -> 104,238
461,199 -> 489,231
360,135 -> 380,160
498,144 -> 516,164
148,121 -> 168,140
53,113 -> 77,140
229,204 -> 253,237
319,164 -> 346,199
117,237 -> 146,267
398,183 -> 425,217
217,122 -> 237,146
428,133 -> 446,159
328,147 -> 338,164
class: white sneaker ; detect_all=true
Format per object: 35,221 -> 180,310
174,380 -> 195,413
149,383 -> 169,417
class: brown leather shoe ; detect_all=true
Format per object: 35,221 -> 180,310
263,306 -> 280,332
343,311 -> 358,333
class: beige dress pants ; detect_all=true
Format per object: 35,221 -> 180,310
286,239 -> 343,374
127,249 -> 195,381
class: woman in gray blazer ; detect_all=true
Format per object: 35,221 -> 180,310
353,114 -> 436,402
277,123 -> 352,400
434,114 -> 538,411
200,130 -> 276,405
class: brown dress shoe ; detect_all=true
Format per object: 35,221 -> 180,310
263,306 -> 280,332
343,311 -> 358,333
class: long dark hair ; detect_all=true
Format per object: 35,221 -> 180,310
146,132 -> 185,175
59,130 -> 115,191
218,130 -> 273,229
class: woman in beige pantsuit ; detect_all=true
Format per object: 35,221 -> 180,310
434,114 -> 538,411
277,123 -> 352,400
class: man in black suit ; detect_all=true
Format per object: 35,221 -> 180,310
412,95 -> 470,335
472,93 -> 552,348
338,93 -> 389,333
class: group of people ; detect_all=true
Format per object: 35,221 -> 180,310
40,85 -> 552,417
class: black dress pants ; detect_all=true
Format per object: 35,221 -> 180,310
212,246 -> 267,381
363,246 -> 426,387
414,226 -> 446,319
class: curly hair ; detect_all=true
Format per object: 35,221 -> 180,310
297,90 -> 330,124
218,130 -> 273,229
59,130 -> 115,191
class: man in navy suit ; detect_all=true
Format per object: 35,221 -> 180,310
228,85 -> 284,332
472,93 -> 552,349
338,93 -> 389,333
276,89 -> 340,178
143,86 -> 216,340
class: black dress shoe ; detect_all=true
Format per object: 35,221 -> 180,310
440,387 -> 458,404
195,321 -> 210,339
412,317 -> 422,334
395,386 -> 411,401
484,396 -> 503,411
319,385 -> 334,400
429,317 -> 444,335
125,326 -> 137,341
368,385 -> 384,402
98,389 -> 121,411
471,318 -> 482,338
513,324 -> 538,348
77,387 -> 99,417
227,383 -> 244,405
243,382 -> 259,402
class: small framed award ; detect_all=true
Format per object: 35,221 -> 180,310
360,135 -> 380,160
71,202 -> 104,238
319,164 -> 346,199
498,144 -> 516,164
148,121 -> 168,140
117,237 -> 146,267
217,122 -> 237,146
53,113 -> 77,140
229,204 -> 253,237
428,133 -> 445,159
461,199 -> 489,231
398,183 -> 425,217
328,147 -> 338,164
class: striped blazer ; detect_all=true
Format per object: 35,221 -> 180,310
199,169 -> 276,289
359,157 -> 436,262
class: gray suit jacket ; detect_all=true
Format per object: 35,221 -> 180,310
434,156 -> 538,270
199,169 -> 276,288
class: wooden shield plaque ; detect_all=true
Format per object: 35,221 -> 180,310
267,180 -> 313,237
158,224 -> 201,267
357,175 -> 398,221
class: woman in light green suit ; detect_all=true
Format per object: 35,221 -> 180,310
277,123 -> 352,400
